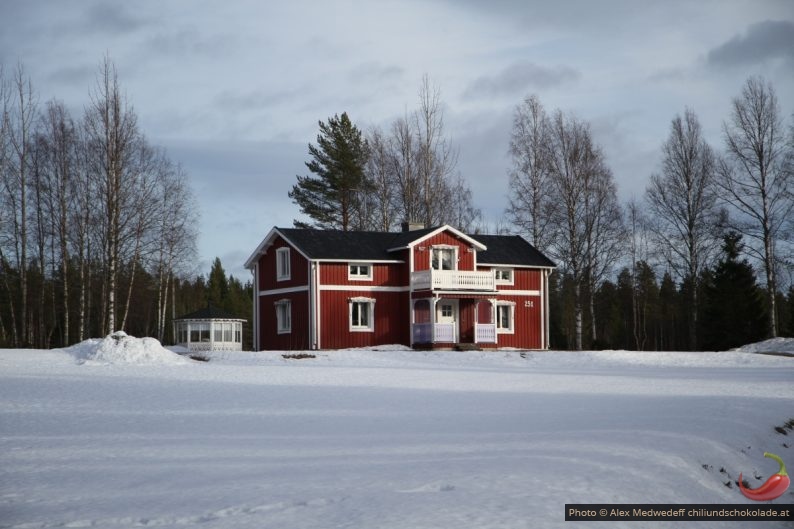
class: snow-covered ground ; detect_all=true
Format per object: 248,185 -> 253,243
1,337 -> 793,529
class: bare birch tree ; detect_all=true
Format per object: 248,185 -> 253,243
583,161 -> 625,343
646,108 -> 719,349
506,94 -> 555,251
37,100 -> 78,345
545,110 -> 592,350
0,64 -> 39,346
83,56 -> 143,334
414,76 -> 458,227
389,115 -> 421,225
625,200 -> 652,350
364,127 -> 397,231
716,76 -> 792,338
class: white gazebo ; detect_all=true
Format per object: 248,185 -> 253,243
174,306 -> 246,352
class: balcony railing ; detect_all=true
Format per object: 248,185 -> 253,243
411,269 -> 495,292
412,323 -> 496,344
475,323 -> 497,344
412,323 -> 456,344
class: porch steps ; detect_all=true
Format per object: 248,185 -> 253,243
454,343 -> 482,352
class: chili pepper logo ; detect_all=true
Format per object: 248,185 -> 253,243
738,452 -> 790,501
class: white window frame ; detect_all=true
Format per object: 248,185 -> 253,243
275,299 -> 291,334
276,247 -> 291,281
430,245 -> 458,271
348,263 -> 373,281
349,296 -> 375,332
496,301 -> 515,334
494,268 -> 514,285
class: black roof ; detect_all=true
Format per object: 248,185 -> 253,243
276,227 -> 555,268
278,228 -> 406,261
175,306 -> 245,321
472,234 -> 556,268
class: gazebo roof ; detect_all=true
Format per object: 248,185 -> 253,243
175,305 -> 246,321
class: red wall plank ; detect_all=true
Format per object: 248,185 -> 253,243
319,290 -> 409,349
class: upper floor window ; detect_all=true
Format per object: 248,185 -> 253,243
494,268 -> 514,285
348,263 -> 372,281
276,247 -> 290,281
431,246 -> 457,271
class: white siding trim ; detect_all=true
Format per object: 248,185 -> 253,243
259,285 -> 310,296
495,289 -> 541,296
319,285 -> 409,292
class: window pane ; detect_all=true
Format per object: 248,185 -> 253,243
360,303 -> 369,326
442,249 -> 453,270
497,306 -> 510,329
352,302 -> 360,326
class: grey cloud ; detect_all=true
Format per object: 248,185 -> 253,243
83,2 -> 149,34
144,28 -> 237,59
707,20 -> 794,67
47,63 -> 96,86
463,61 -> 580,99
349,62 -> 404,83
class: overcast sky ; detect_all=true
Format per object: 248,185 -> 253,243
2,0 -> 793,278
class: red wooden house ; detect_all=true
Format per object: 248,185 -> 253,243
244,224 -> 555,351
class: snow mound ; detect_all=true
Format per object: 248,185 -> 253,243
732,337 -> 794,355
67,331 -> 189,365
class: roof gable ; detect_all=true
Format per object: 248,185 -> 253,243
387,225 -> 487,252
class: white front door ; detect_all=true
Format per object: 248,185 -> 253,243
435,299 -> 458,342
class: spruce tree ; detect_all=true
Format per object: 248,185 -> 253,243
701,233 -> 768,350
207,257 -> 228,309
289,112 -> 369,231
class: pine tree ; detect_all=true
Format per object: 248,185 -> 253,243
701,233 -> 768,350
289,113 -> 369,231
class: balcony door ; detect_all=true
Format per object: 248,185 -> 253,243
431,246 -> 457,271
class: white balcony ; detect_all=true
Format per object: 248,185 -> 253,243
411,269 -> 495,292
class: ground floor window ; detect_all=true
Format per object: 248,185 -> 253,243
496,302 -> 515,334
275,300 -> 291,334
349,297 -> 375,332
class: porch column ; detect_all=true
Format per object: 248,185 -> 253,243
430,297 -> 438,343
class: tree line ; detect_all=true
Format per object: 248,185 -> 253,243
292,75 -> 794,351
509,77 -> 793,350
0,58 -> 200,348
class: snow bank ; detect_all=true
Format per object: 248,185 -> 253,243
67,331 -> 189,365
732,337 -> 794,355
